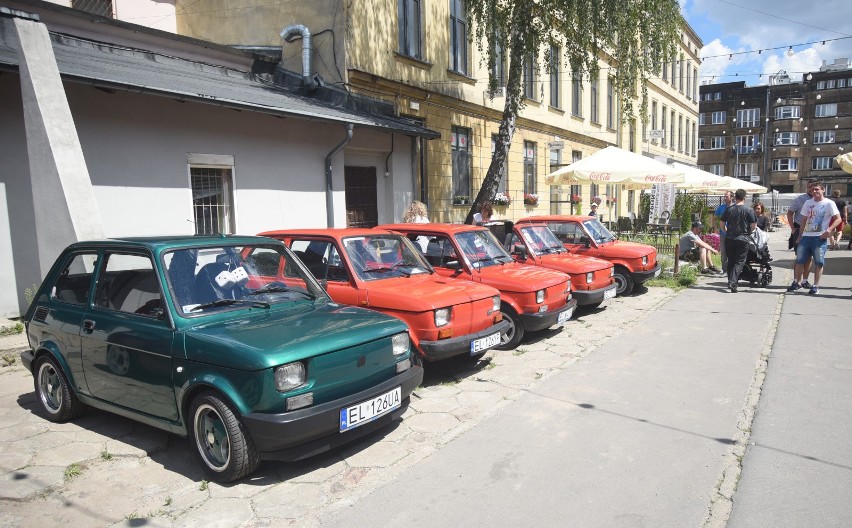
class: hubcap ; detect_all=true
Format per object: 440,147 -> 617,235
194,404 -> 230,471
500,312 -> 516,345
37,362 -> 62,414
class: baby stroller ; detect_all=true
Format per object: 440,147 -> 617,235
739,228 -> 772,287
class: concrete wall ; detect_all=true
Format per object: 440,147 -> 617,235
0,74 -> 413,315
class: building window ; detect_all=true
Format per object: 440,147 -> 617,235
629,121 -> 636,152
839,78 -> 847,88
451,126 -> 472,200
571,71 -> 582,117
816,80 -> 825,90
660,106 -> 667,147
590,77 -> 599,123
685,61 -> 691,99
684,118 -> 690,155
736,163 -> 758,179
449,0 -> 467,74
398,0 -> 422,59
815,103 -> 837,117
826,79 -> 836,89
712,111 -> 726,124
708,164 -> 724,176
692,67 -> 698,100
677,115 -> 683,152
72,0 -> 112,17
699,113 -> 706,125
774,106 -> 800,119
699,136 -> 725,150
523,141 -> 537,195
774,132 -> 799,145
812,157 -> 834,170
678,55 -> 684,93
523,56 -> 536,100
670,109 -> 676,150
491,135 -> 507,194
191,167 -> 235,235
736,108 -> 760,127
813,130 -> 836,144
651,100 -> 658,135
670,60 -> 677,90
734,134 -> 760,153
662,58 -> 668,81
691,122 -> 696,154
491,33 -> 506,88
606,77 -> 615,129
772,158 -> 798,171
549,45 -> 560,108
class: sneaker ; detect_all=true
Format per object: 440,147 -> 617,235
701,268 -> 712,275
808,286 -> 819,295
730,284 -> 738,293
786,281 -> 802,292
801,280 -> 812,289
708,266 -> 722,274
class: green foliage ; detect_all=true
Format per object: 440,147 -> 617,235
199,480 -> 208,491
639,193 -> 651,221
673,194 -> 712,230
64,463 -> 83,480
0,322 -> 23,337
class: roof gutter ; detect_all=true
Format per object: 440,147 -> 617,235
325,124 -> 353,227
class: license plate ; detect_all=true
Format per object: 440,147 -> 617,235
340,387 -> 401,432
557,306 -> 574,324
470,332 -> 501,354
604,287 -> 616,300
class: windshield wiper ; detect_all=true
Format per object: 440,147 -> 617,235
363,262 -> 417,276
248,285 -> 316,300
546,245 -> 565,253
471,255 -> 497,265
190,299 -> 270,312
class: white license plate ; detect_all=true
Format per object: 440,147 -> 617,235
604,287 -> 616,300
470,332 -> 501,354
653,267 -> 661,278
557,306 -> 574,324
340,387 -> 401,432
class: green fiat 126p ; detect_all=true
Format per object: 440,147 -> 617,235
21,235 -> 422,482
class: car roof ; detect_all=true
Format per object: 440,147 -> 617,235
517,215 -> 595,223
259,228 -> 399,240
65,234 -> 283,252
380,223 -> 486,234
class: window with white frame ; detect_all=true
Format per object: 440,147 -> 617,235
448,0 -> 467,74
736,108 -> 760,127
774,132 -> 799,145
714,92 -> 721,100
606,77 -> 615,129
772,158 -> 798,171
708,164 -> 724,176
398,0 -> 422,60
735,134 -> 759,153
839,78 -> 847,88
826,79 -> 836,89
699,113 -> 706,125
815,103 -> 837,117
451,126 -> 471,199
774,106 -> 800,119
670,109 -> 676,150
712,111 -> 726,124
812,157 -> 833,170
678,115 -> 683,152
191,165 -> 235,235
661,106 -> 667,146
523,141 -> 537,195
735,163 -> 758,178
711,136 -> 725,149
813,130 -> 836,144
816,80 -> 825,90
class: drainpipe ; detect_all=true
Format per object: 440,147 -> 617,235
325,124 -> 354,227
280,24 -> 319,91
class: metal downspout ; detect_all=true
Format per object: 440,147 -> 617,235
325,124 -> 353,227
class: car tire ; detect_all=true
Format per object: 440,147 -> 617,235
189,391 -> 259,483
34,355 -> 86,422
494,305 -> 524,350
613,267 -> 635,296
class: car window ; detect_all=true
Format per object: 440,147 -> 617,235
548,222 -> 581,244
290,240 -> 349,282
51,253 -> 97,305
583,219 -> 616,244
421,235 -> 458,268
518,225 -> 565,255
94,253 -> 164,318
342,235 -> 430,281
454,230 -> 513,268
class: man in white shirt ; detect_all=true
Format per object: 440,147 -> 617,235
788,182 -> 840,295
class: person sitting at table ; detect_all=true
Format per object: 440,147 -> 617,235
588,203 -> 598,216
678,221 -> 720,274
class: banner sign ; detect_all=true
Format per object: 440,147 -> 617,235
649,183 -> 676,222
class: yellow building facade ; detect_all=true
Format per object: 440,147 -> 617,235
172,0 -> 701,224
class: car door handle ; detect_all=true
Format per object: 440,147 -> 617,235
82,319 -> 96,333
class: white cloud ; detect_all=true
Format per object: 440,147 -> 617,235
698,39 -> 746,83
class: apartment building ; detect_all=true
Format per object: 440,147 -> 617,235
697,58 -> 852,194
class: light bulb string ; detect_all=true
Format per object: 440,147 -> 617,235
700,35 -> 852,61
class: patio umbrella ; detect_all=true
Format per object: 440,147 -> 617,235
671,162 -> 768,194
836,153 -> 852,174
545,146 -> 685,188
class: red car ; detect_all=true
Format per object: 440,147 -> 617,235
517,215 -> 661,295
260,229 -> 508,362
485,221 -> 617,307
380,223 -> 575,350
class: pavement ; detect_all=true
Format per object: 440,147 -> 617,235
0,230 -> 850,527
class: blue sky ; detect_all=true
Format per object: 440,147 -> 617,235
681,0 -> 852,87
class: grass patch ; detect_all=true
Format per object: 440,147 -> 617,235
100,449 -> 113,461
1,354 -> 16,367
512,348 -> 527,356
484,362 -> 497,370
64,463 -> 83,480
0,322 -> 23,337
199,480 -> 208,491
646,256 -> 700,290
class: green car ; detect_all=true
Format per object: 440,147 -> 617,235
21,235 -> 422,482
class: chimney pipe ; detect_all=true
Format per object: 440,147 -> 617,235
280,24 -> 319,91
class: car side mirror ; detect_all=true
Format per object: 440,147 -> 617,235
445,260 -> 462,271
511,244 -> 527,260
584,239 -> 591,248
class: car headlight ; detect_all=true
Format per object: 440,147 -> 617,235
642,256 -> 648,266
586,272 -> 593,284
435,308 -> 451,327
536,290 -> 545,303
492,295 -> 501,312
392,332 -> 409,355
275,362 -> 306,392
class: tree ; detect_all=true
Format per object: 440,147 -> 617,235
463,0 -> 681,224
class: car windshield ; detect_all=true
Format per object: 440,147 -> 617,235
583,218 -> 616,244
519,225 -> 566,256
342,235 -> 431,281
163,244 -> 328,315
454,230 -> 514,268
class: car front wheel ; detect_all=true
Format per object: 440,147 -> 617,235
495,305 -> 524,350
613,267 -> 635,296
34,355 -> 85,422
189,391 -> 259,482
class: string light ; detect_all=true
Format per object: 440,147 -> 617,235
786,47 -> 794,57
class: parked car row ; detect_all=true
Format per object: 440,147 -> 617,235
20,215 -> 658,482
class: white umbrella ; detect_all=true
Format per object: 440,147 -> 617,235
836,153 -> 852,174
671,162 -> 767,194
545,146 -> 685,188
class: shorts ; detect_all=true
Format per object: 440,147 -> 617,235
795,236 -> 828,267
679,248 -> 700,262
835,220 -> 845,234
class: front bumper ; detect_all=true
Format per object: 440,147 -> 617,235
418,320 -> 511,361
572,284 -> 618,306
633,263 -> 662,284
519,299 -> 578,331
242,363 -> 423,461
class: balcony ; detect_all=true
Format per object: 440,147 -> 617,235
731,146 -> 763,155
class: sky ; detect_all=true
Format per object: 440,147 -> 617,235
681,0 -> 852,87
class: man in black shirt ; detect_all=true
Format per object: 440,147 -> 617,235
720,189 -> 757,293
